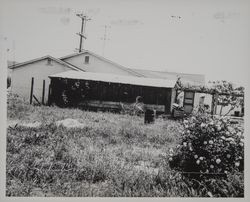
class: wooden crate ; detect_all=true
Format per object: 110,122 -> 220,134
172,109 -> 184,118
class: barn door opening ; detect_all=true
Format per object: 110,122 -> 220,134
183,91 -> 195,114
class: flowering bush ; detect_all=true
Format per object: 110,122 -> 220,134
168,110 -> 244,178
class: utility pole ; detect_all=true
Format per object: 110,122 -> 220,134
100,25 -> 111,56
76,13 -> 91,52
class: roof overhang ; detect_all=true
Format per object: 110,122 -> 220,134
49,70 -> 176,88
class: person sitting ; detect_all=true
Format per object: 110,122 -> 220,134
134,96 -> 145,115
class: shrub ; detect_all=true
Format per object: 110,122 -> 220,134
168,110 -> 244,179
7,92 -> 30,119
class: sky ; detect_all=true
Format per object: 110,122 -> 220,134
0,0 -> 250,86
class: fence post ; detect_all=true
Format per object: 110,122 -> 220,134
211,93 -> 218,115
30,77 -> 34,104
47,84 -> 51,106
42,80 -> 45,105
214,94 -> 219,115
211,94 -> 214,115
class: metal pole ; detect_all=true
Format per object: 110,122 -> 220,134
101,25 -> 110,56
102,25 -> 107,56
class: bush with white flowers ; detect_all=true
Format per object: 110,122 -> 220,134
168,110 -> 244,178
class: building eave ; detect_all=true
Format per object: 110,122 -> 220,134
60,50 -> 145,77
8,55 -> 84,72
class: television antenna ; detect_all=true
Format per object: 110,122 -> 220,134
100,25 -> 111,56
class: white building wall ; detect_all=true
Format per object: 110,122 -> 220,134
193,92 -> 242,116
215,104 -> 242,116
193,93 -> 213,112
11,59 -> 72,103
63,53 -> 137,76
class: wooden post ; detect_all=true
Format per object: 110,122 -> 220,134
211,93 -> 218,115
33,95 -> 41,105
211,94 -> 214,115
42,80 -> 45,105
30,77 -> 34,104
47,84 -> 51,106
214,94 -> 218,115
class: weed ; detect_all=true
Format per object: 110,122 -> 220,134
6,97 -> 244,197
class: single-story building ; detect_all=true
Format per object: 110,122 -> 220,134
48,71 -> 176,114
59,51 -> 145,77
8,50 -> 207,114
8,55 -> 83,104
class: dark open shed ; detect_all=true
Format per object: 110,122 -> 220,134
48,71 -> 176,114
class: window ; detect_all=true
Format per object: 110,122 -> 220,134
47,58 -> 52,65
85,56 -> 89,64
183,91 -> 195,114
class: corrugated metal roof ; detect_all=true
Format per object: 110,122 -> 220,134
49,70 -> 176,88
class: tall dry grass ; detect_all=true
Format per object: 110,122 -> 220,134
6,96 -> 244,197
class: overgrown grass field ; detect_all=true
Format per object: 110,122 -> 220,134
6,95 -> 244,197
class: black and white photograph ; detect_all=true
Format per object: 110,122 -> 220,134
0,0 -> 249,199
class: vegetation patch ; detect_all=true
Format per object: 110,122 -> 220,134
6,96 -> 244,197
168,109 -> 244,197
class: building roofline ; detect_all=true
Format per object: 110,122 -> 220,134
60,50 -> 146,77
131,68 -> 205,77
60,60 -> 87,72
49,70 -> 176,88
8,55 -> 84,72
60,51 -> 205,80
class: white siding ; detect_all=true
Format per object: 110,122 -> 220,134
63,53 -> 136,76
11,59 -> 72,103
193,93 -> 213,112
215,104 -> 242,116
193,93 -> 242,116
